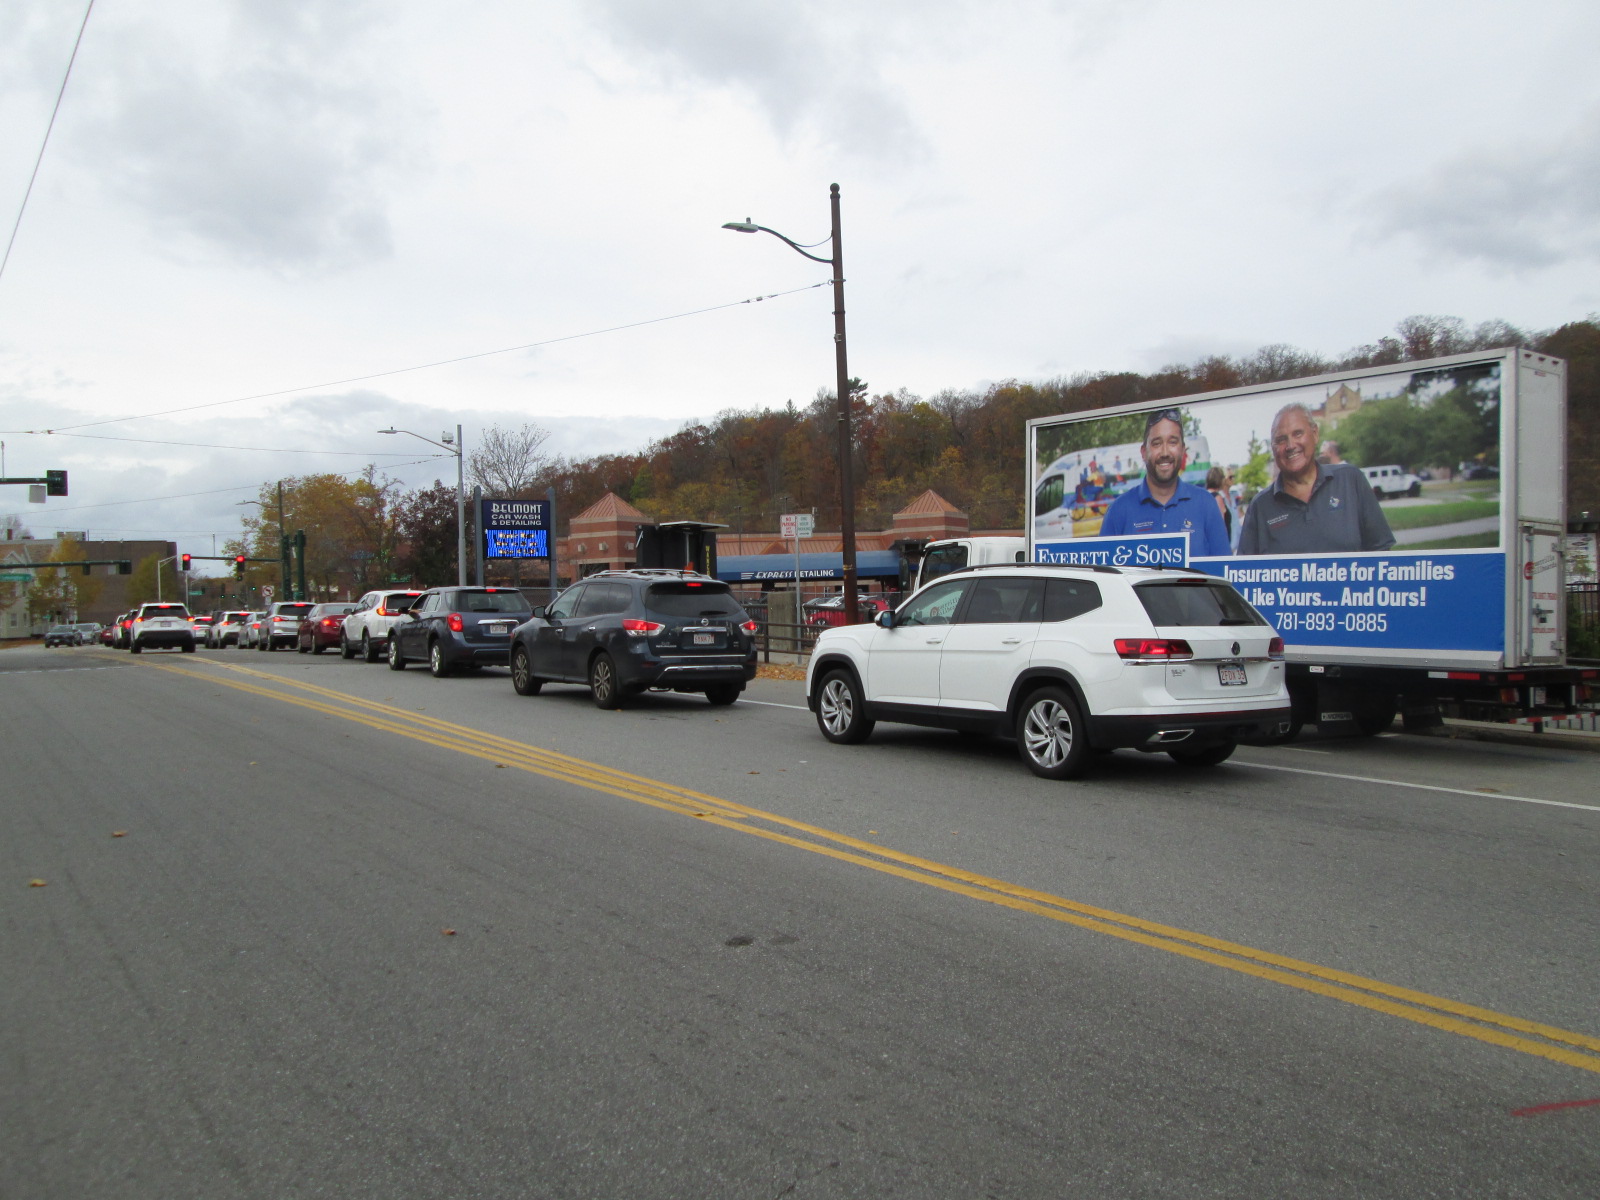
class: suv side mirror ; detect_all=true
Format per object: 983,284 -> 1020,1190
531,605 -> 546,619
876,609 -> 896,629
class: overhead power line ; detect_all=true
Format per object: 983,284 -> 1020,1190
1,0 -> 95,287
39,430 -> 441,455
23,281 -> 828,435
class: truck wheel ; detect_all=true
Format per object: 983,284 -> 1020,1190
816,669 -> 873,744
1168,741 -> 1236,767
1354,702 -> 1397,737
1016,685 -> 1090,780
1407,481 -> 1421,498
1373,486 -> 1386,500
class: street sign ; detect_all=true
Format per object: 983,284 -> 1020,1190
261,585 -> 275,602
780,513 -> 815,539
0,572 -> 30,583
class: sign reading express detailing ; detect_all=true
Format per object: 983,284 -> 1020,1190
1200,551 -> 1506,652
482,499 -> 548,560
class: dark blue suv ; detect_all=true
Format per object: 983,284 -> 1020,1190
387,586 -> 532,677
509,570 -> 758,708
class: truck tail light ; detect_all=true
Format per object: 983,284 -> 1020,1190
622,619 -> 664,637
1114,638 -> 1194,661
446,612 -> 464,632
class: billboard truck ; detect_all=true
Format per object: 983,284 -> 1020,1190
1023,347 -> 1598,740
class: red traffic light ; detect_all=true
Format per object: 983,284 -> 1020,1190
233,554 -> 247,579
180,553 -> 192,571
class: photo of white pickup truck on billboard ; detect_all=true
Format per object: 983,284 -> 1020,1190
1027,355 -> 1528,660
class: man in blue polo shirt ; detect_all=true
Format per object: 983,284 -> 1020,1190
1098,408 -> 1231,558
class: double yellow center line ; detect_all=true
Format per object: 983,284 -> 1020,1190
153,657 -> 1600,1077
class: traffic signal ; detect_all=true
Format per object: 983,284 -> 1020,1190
233,554 -> 246,579
45,469 -> 67,496
180,553 -> 192,572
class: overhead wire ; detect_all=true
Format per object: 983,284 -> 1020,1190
0,0 -> 95,286
38,431 -> 437,455
21,281 -> 828,435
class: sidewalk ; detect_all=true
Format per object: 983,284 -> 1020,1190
1433,716 -> 1600,753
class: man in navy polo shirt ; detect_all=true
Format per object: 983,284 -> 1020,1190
1098,408 -> 1231,558
1238,403 -> 1394,555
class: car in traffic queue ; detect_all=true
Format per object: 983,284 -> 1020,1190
97,623 -> 117,646
44,624 -> 81,647
508,569 -> 758,708
387,586 -> 532,677
237,611 -> 268,649
340,589 -> 424,663
296,602 -> 357,654
207,610 -> 253,648
112,610 -> 136,648
256,601 -> 315,651
806,562 -> 1290,779
128,602 -> 196,654
804,593 -> 891,629
190,614 -> 215,643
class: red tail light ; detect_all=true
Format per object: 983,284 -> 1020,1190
1268,636 -> 1285,659
321,617 -> 340,630
1114,638 -> 1194,661
740,620 -> 758,634
622,618 -> 664,637
446,612 -> 464,633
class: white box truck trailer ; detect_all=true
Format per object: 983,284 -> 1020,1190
1024,347 -> 1596,739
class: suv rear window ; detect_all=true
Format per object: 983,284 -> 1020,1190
141,604 -> 189,617
458,590 -> 532,613
1134,580 -> 1264,627
275,604 -> 314,617
646,583 -> 744,618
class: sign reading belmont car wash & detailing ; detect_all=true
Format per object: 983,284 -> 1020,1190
481,498 -> 549,559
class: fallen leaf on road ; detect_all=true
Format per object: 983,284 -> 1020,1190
748,770 -> 760,774
111,831 -> 127,838
441,928 -> 456,936
29,879 -> 47,887
495,763 -> 508,768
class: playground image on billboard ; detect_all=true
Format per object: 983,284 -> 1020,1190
1030,358 -> 1507,653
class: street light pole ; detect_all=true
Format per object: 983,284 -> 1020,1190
380,425 -> 467,586
723,183 -> 859,622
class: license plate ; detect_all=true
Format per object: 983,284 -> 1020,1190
1217,663 -> 1248,686
483,623 -> 510,636
692,633 -> 716,645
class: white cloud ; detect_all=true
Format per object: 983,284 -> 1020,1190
1365,109 -> 1600,270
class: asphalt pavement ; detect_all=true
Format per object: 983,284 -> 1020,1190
3,642 -> 1597,1198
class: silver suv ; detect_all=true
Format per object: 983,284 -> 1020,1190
257,601 -> 315,651
805,563 -> 1290,779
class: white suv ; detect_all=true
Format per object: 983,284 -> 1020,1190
805,563 -> 1289,779
129,602 -> 196,654
1361,464 -> 1422,499
339,589 -> 424,662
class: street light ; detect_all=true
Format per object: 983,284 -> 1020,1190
723,183 -> 859,622
380,424 -> 466,586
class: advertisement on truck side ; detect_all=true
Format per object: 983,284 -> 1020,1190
1029,355 -> 1520,661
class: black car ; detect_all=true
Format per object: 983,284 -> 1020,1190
508,569 -> 758,708
387,586 -> 532,676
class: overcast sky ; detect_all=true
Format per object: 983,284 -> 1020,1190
2,0 -> 1597,557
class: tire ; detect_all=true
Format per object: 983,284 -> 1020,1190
362,632 -> 382,664
510,645 -> 544,695
815,669 -> 874,744
1167,740 -> 1237,767
312,643 -> 326,655
297,640 -> 309,653
589,652 -> 623,709
181,640 -> 195,654
340,633 -> 357,659
428,640 -> 452,678
704,683 -> 742,706
1407,481 -> 1421,498
1353,703 -> 1397,737
1373,486 -> 1386,501
130,639 -> 142,654
387,635 -> 407,670
1016,685 -> 1090,780
257,636 -> 267,651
